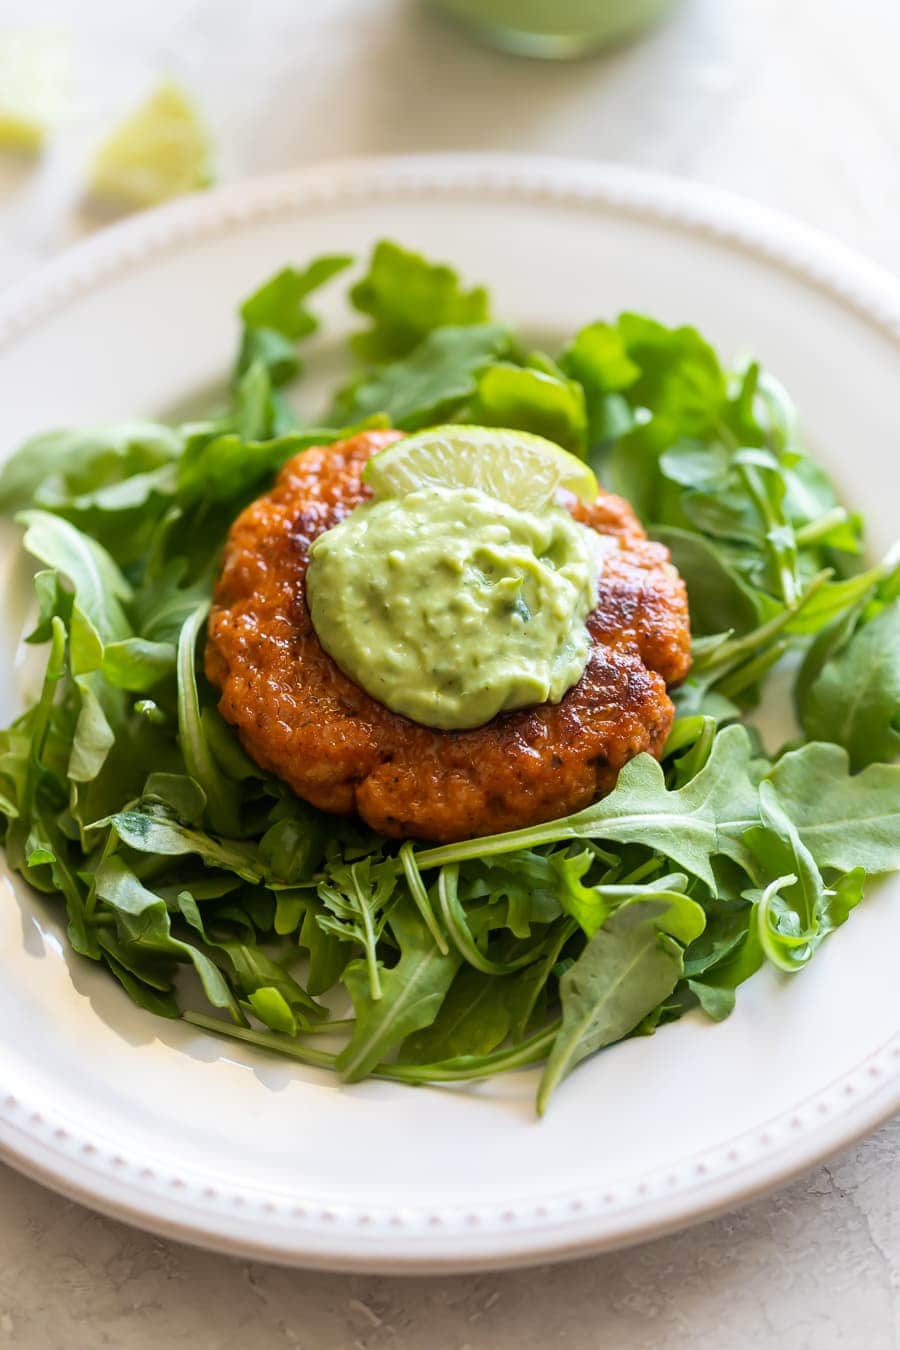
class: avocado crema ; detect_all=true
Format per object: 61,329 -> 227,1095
306,485 -> 604,731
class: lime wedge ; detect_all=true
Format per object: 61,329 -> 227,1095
90,81 -> 212,208
0,30 -> 68,153
362,425 -> 598,512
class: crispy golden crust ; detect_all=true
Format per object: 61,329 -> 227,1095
205,430 -> 691,843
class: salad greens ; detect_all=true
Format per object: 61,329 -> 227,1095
1,240 -> 898,1113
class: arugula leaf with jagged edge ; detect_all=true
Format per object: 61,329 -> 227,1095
348,239 -> 490,363
559,320 -> 641,445
415,723 -> 762,888
335,899 -> 462,1082
331,322 -> 511,430
240,256 -> 353,342
316,855 -> 399,999
765,744 -> 900,875
234,255 -> 354,433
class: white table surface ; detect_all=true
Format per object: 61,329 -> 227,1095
1,1 -> 898,1346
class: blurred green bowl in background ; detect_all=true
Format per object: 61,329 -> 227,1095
427,0 -> 679,57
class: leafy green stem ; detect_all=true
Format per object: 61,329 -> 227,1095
351,864 -> 383,1001
184,1010 -> 560,1082
437,864 -> 546,974
692,570 -> 831,676
176,602 -> 240,837
736,459 -> 798,604
715,640 -> 789,700
794,507 -> 850,548
399,841 -> 449,954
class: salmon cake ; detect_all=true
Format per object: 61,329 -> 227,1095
205,430 -> 691,843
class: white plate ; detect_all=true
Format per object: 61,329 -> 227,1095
1,155 -> 898,1274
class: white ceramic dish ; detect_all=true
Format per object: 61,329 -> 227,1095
0,155 -> 898,1273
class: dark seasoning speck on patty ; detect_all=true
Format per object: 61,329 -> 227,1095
205,430 -> 692,843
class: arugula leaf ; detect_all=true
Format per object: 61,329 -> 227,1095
0,422 -> 181,514
239,256 -> 353,340
398,964 -> 520,1063
245,986 -> 296,1035
67,674 -> 118,783
458,850 -> 564,938
686,980 -> 735,1020
602,315 -> 728,518
17,510 -> 132,649
176,427 -> 341,508
349,240 -> 490,363
651,526 -> 767,637
101,637 -> 176,691
260,806 -> 326,886
436,863 -> 551,976
335,900 -> 461,1082
470,362 -> 587,454
537,891 -> 705,1112
300,905 -> 350,995
109,809 -> 266,882
207,939 -> 322,1023
417,724 -> 761,888
142,771 -> 207,823
398,840 -> 448,952
745,783 -> 832,970
552,853 -> 691,938
130,560 -> 213,646
176,602 -> 241,836
766,744 -> 900,874
559,321 -> 640,446
94,857 -> 243,1020
316,855 -> 398,999
236,327 -> 300,389
101,944 -> 180,1018
333,323 -> 510,430
0,425 -> 182,566
800,600 -> 900,769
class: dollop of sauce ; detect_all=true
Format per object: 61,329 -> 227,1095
306,485 -> 602,731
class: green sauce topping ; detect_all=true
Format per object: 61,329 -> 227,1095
306,485 -> 602,731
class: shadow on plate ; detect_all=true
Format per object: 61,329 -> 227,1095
4,867 -> 536,1111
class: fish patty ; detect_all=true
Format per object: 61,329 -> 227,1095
205,430 -> 691,843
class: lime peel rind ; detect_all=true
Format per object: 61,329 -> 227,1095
362,424 -> 598,512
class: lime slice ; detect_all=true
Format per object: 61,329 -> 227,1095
0,30 -> 68,153
90,81 -> 212,208
362,425 -> 598,512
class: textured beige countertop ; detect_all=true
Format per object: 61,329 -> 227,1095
1,1 -> 898,1346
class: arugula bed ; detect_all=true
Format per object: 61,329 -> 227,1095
1,241 -> 898,1114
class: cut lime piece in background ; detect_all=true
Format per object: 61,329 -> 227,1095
0,30 -> 68,153
362,425 -> 598,512
90,80 -> 212,208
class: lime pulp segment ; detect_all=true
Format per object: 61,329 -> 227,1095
90,80 -> 212,208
